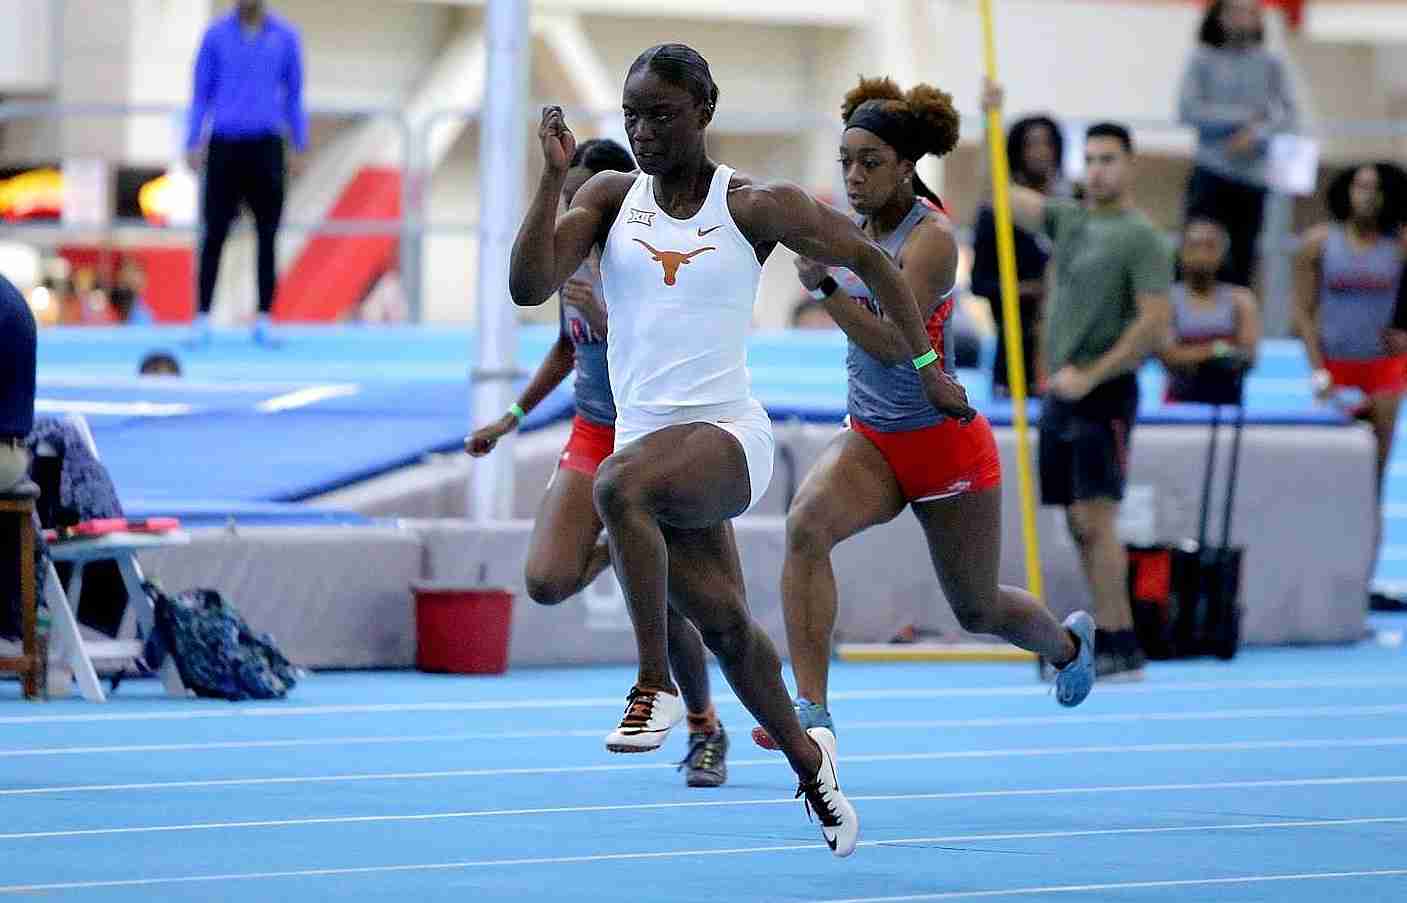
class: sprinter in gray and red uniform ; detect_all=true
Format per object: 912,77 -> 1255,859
1294,162 -> 1407,608
754,76 -> 1096,755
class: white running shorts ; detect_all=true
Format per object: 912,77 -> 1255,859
614,397 -> 774,514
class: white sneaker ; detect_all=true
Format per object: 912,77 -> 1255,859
604,687 -> 685,753
796,727 -> 858,857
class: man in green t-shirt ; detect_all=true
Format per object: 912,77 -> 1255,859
985,84 -> 1174,680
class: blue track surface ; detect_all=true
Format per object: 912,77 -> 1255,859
2,625 -> 1405,901
37,325 -> 1406,582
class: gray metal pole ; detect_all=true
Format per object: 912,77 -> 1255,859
399,114 -> 422,324
1259,190 -> 1295,338
470,0 -> 529,522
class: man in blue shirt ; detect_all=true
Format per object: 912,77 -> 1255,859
187,0 -> 307,346
0,273 -> 37,493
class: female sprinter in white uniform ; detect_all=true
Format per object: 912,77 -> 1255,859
508,43 -> 972,858
467,138 -> 729,788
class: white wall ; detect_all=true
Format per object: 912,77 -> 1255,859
1307,1 -> 1407,43
128,0 -> 210,108
422,123 -> 481,323
1294,39 -> 1390,157
0,118 -> 58,165
1376,44 -> 1407,160
277,0 -> 462,108
5,0 -> 209,165
1374,42 -> 1407,97
0,0 -> 61,164
578,15 -> 815,114
0,0 -> 56,94
125,0 -> 212,163
56,0 -> 134,159
9,0 -> 456,164
926,0 -> 1201,153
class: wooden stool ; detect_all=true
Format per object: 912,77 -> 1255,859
0,480 -> 43,699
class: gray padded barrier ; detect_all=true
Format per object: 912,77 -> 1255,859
136,420 -> 1372,669
137,526 -> 423,668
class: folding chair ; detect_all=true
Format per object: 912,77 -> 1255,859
39,416 -> 188,702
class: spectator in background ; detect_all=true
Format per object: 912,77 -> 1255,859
948,300 -> 982,369
1160,218 -> 1260,405
138,352 -> 183,377
52,276 -> 81,325
1178,0 -> 1298,289
187,0 -> 307,347
970,114 -> 1070,398
985,80 -> 1174,680
1293,162 -> 1407,607
110,259 -> 154,325
1,273 -> 37,493
70,267 -> 114,325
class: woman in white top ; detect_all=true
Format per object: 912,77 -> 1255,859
469,139 -> 731,789
509,43 -> 972,859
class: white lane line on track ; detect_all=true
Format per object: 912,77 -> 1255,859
4,677 -> 1406,725
3,775 -> 1405,841
6,736 -> 1407,797
1,818 -> 1403,893
5,702 -> 1406,757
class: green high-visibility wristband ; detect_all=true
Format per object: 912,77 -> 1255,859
912,349 -> 939,370
508,403 -> 526,422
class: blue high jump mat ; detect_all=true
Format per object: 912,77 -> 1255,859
35,326 -> 1346,526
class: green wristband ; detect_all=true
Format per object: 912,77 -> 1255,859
912,349 -> 939,371
507,403 -> 526,422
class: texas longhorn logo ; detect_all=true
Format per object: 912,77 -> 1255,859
633,239 -> 715,286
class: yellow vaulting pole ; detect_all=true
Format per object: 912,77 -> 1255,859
978,0 -> 1044,604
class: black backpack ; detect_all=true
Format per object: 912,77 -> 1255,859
147,585 -> 299,701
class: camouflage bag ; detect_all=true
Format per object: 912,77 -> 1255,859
148,585 -> 299,701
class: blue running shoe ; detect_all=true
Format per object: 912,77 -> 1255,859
1055,611 -> 1096,707
185,317 -> 212,350
252,318 -> 283,349
751,697 -> 834,751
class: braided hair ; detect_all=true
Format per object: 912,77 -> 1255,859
627,44 -> 719,114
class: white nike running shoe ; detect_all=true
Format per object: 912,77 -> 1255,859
796,727 -> 859,857
605,686 -> 685,753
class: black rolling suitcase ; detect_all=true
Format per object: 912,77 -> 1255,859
1131,362 -> 1246,660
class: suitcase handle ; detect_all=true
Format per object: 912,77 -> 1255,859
1196,367 -> 1248,553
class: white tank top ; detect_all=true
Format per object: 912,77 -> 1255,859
599,165 -> 762,431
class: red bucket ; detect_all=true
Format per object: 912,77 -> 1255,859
413,583 -> 513,674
